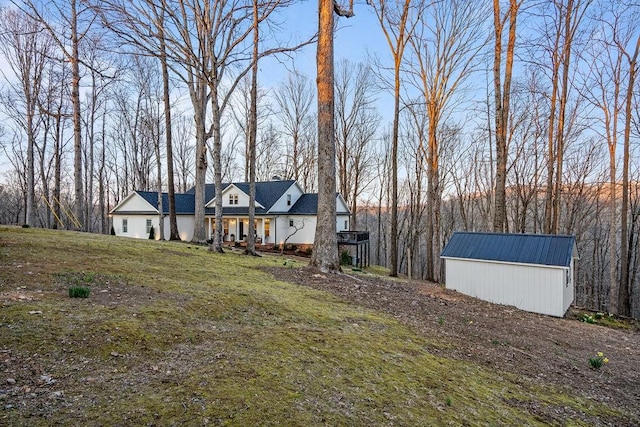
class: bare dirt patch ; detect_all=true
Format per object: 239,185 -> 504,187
268,266 -> 640,425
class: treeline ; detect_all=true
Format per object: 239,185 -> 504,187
0,1 -> 638,317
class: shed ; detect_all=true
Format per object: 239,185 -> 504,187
440,232 -> 578,317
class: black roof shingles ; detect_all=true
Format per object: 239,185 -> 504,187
441,231 -> 577,267
138,180 -> 297,216
136,191 -> 195,214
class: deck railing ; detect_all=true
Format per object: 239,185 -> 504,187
337,231 -> 370,243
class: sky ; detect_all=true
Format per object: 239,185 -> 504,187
258,2 -> 390,93
0,1 -> 392,182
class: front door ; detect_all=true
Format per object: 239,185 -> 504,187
239,220 -> 244,240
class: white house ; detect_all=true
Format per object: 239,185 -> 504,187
441,231 -> 578,317
109,179 -> 351,247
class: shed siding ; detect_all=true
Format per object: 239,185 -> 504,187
445,258 -> 567,317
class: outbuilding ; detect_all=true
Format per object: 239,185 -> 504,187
441,232 -> 578,317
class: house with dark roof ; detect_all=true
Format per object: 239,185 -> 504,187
441,231 -> 578,317
109,179 -> 351,246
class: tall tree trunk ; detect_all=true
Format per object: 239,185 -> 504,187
159,23 -> 180,241
492,0 -> 518,233
245,0 -> 259,256
619,35 -> 639,316
210,87 -> 224,253
310,0 -> 341,272
71,0 -> 84,230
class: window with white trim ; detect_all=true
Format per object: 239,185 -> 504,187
289,219 -> 294,227
229,193 -> 239,205
287,194 -> 291,206
146,219 -> 152,234
122,218 -> 128,233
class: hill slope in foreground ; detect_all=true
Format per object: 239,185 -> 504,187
1,227 -> 638,426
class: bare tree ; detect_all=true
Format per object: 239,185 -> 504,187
335,59 -> 380,230
18,0 -> 97,230
492,0 -> 520,233
310,0 -> 354,272
0,8 -> 52,226
617,7 -> 640,316
245,0 -> 260,256
369,0 -> 419,277
526,0 -> 592,234
581,2 -> 633,314
274,70 -> 315,183
408,0 -> 488,281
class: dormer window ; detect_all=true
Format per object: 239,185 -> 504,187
287,194 -> 291,206
229,193 -> 238,205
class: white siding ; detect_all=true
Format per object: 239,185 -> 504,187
273,216 -> 316,245
444,258 -> 570,317
336,195 -> 350,214
112,214 -> 160,240
270,183 -> 303,212
161,216 -> 195,242
113,193 -> 156,213
337,214 -> 350,232
218,185 -> 252,208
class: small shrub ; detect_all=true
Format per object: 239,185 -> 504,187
588,352 -> 609,370
289,244 -> 297,251
22,224 -> 30,228
340,250 -> 352,266
110,225 -> 116,235
305,247 -> 313,256
581,314 -> 597,324
68,286 -> 90,298
148,226 -> 155,240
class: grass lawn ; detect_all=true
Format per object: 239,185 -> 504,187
0,226 -> 628,425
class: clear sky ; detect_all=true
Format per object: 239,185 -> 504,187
258,1 -> 390,95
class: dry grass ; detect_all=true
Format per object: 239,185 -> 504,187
0,226 -> 629,425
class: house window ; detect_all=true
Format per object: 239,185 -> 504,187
223,219 -> 229,239
146,219 -> 152,234
287,194 -> 291,206
289,219 -> 294,227
344,220 -> 348,230
229,193 -> 238,205
264,219 -> 270,237
122,218 -> 128,233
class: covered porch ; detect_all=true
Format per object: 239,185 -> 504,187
207,216 -> 272,245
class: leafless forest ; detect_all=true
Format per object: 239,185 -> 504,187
0,0 -> 638,317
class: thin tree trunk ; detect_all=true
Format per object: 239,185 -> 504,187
71,0 -> 84,230
159,23 -> 180,241
245,0 -> 259,256
619,35 -> 639,316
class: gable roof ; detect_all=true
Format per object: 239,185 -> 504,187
136,191 -> 195,214
187,180 -> 296,211
441,231 -> 577,267
281,193 -> 351,215
286,194 -> 318,214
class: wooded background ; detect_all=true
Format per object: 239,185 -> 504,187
0,0 -> 638,317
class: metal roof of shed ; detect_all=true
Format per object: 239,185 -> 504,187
440,232 -> 577,267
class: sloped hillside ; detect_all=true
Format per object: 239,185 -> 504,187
1,226 -> 638,426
